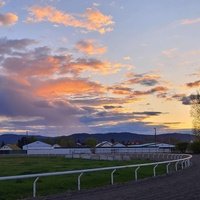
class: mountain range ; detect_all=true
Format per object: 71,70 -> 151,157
0,132 -> 193,145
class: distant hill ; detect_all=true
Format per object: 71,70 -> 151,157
0,134 -> 24,144
68,132 -> 193,144
0,134 -> 48,144
0,132 -> 193,145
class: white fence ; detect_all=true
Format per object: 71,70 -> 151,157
0,153 -> 192,198
27,147 -> 171,155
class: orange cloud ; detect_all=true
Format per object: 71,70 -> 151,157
132,86 -> 168,96
75,39 -> 106,55
35,78 -> 105,97
186,80 -> 200,88
27,6 -> 114,33
108,86 -> 132,95
0,12 -> 18,26
84,8 -> 114,34
68,58 -> 121,74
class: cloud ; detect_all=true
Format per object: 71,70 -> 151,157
4,55 -> 61,78
70,97 -> 131,107
181,96 -> 192,105
34,78 -> 105,97
0,1 -> 5,8
0,37 -> 37,54
27,6 -> 114,33
181,18 -> 200,25
126,72 -> 161,86
0,37 -> 171,135
161,48 -> 178,58
64,57 -> 122,75
103,105 -> 123,110
133,111 -> 162,116
180,94 -> 200,105
0,12 -> 18,26
123,56 -> 131,61
108,86 -> 133,95
132,86 -> 168,96
186,80 -> 200,88
1,38 -> 121,79
0,75 -> 90,135
75,39 -> 106,55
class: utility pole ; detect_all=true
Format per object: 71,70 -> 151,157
26,130 -> 28,151
154,128 -> 157,146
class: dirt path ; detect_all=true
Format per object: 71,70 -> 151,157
31,155 -> 199,200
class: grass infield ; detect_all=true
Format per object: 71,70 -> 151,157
0,156 -> 166,200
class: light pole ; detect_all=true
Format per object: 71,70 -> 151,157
154,128 -> 157,146
26,130 -> 28,151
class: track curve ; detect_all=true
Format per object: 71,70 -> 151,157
29,154 -> 199,200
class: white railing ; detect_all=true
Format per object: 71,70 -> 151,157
0,153 -> 192,198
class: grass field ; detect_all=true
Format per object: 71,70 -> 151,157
0,156 -> 166,200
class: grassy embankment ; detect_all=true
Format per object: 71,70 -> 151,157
0,156 -> 166,200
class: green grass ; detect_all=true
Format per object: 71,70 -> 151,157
0,156 -> 166,200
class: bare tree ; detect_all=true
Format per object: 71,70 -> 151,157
191,91 -> 200,140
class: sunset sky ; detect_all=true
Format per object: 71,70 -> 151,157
0,0 -> 199,136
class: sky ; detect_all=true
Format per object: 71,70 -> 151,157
0,0 -> 199,136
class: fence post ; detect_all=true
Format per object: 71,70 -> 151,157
135,166 -> 140,181
33,177 -> 39,198
78,173 -> 83,191
175,161 -> 179,171
181,161 -> 184,169
184,160 -> 188,168
166,163 -> 170,174
111,169 -> 116,185
153,164 -> 158,177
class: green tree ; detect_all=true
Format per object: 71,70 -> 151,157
191,91 -> 200,140
57,137 -> 75,147
85,137 -> 97,148
189,141 -> 200,154
176,142 -> 189,153
0,141 -> 5,147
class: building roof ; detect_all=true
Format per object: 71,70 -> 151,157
23,141 -> 52,149
52,144 -> 61,148
112,142 -> 125,147
96,141 -> 112,147
128,143 -> 175,148
1,144 -> 21,150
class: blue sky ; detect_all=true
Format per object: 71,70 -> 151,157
0,0 -> 199,136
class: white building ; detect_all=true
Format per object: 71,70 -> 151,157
23,141 -> 52,150
52,144 -> 61,149
96,141 -> 112,147
112,142 -> 125,147
0,144 -> 21,151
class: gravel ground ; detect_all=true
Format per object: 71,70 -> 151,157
28,155 -> 199,200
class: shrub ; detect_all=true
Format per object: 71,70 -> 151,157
189,141 -> 200,154
175,142 -> 189,153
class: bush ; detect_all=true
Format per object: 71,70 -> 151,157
189,141 -> 200,154
175,142 -> 189,153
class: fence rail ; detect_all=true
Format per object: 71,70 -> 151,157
0,153 -> 192,198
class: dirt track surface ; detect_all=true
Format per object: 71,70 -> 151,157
31,155 -> 200,200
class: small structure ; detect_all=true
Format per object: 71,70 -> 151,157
0,144 -> 21,151
112,142 -> 125,147
52,144 -> 61,149
23,141 -> 52,150
96,141 -> 112,148
127,142 -> 175,152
